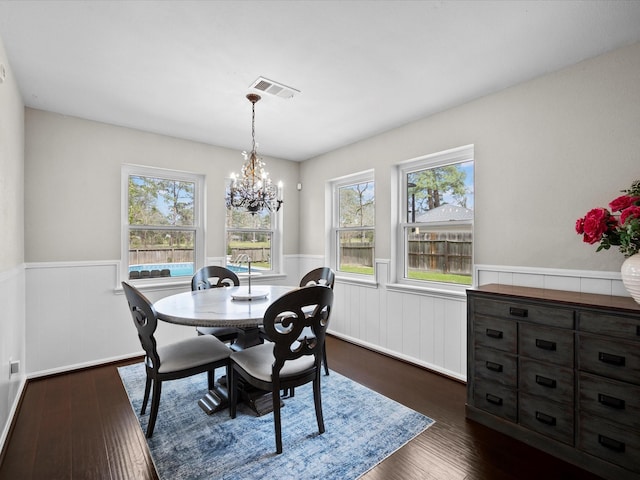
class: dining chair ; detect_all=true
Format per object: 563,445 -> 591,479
260,267 -> 335,376
228,285 -> 334,454
191,266 -> 242,343
121,281 -> 231,438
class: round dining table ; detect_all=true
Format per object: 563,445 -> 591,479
154,284 -> 295,328
153,284 -> 296,415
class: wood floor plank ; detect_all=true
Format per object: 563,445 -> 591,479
69,369 -> 112,479
31,375 -> 72,480
0,379 -> 47,479
93,363 -> 158,480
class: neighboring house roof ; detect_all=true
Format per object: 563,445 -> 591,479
415,204 -> 473,222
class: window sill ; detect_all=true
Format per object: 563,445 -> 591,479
116,272 -> 289,294
335,275 -> 378,289
386,282 -> 468,299
115,277 -> 191,294
245,273 -> 288,283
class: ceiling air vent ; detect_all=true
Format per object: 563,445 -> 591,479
250,77 -> 300,99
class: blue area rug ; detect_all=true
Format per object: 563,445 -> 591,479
118,363 -> 434,480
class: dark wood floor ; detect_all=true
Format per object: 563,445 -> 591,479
0,336 -> 603,480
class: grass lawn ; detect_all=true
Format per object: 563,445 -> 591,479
338,266 -> 470,285
408,270 -> 471,285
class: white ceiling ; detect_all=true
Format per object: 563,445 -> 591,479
1,1 -> 640,162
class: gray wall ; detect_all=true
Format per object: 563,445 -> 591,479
299,42 -> 640,275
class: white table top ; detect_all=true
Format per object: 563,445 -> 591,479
153,285 -> 296,328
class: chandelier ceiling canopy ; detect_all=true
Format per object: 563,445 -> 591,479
226,93 -> 282,214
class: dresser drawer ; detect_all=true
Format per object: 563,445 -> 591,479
472,296 -> 574,329
578,310 -> 640,342
473,381 -> 517,422
519,323 -> 574,366
519,392 -> 574,446
519,357 -> 574,405
578,415 -> 640,474
579,372 -> 640,431
474,347 -> 517,388
578,334 -> 640,385
473,315 -> 517,353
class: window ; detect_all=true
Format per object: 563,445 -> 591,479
225,184 -> 281,273
398,145 -> 474,288
122,165 -> 204,281
331,172 -> 375,276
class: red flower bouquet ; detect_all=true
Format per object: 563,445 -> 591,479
575,180 -> 640,257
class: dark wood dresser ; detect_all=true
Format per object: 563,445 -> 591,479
466,284 -> 640,480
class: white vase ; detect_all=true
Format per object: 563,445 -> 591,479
621,254 -> 640,304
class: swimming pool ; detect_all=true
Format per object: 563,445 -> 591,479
227,264 -> 250,273
129,262 -> 251,278
129,262 -> 194,277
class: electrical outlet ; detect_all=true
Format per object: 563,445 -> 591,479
9,360 -> 20,376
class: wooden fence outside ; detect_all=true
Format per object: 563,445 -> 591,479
340,245 -> 375,267
228,247 -> 270,263
407,231 -> 472,275
129,247 -> 269,266
129,248 -> 193,266
340,231 -> 472,275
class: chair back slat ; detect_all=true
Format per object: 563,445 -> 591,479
299,267 -> 335,289
122,281 -> 160,370
191,266 -> 240,291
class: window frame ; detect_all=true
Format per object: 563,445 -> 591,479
121,164 -> 205,284
396,145 -> 474,294
224,180 -> 283,274
329,170 -> 375,280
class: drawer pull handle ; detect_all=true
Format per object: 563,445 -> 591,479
535,411 -> 556,426
598,434 -> 625,453
636,325 -> 640,337
486,394 -> 503,406
599,352 -> 626,366
535,339 -> 557,351
486,328 -> 503,339
598,393 -> 626,410
535,375 -> 557,388
485,361 -> 503,372
509,307 -> 528,318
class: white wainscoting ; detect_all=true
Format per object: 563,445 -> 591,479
329,260 -> 468,381
22,259 -> 624,387
475,264 -> 627,296
25,261 -> 202,377
0,265 -> 26,453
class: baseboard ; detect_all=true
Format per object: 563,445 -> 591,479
27,352 -> 145,380
0,376 -> 27,467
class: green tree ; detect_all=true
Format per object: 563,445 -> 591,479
128,176 -> 164,225
128,175 -> 196,248
408,165 -> 467,214
157,179 -> 194,227
339,182 -> 374,227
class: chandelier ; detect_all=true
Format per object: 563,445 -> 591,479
226,93 -> 283,214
